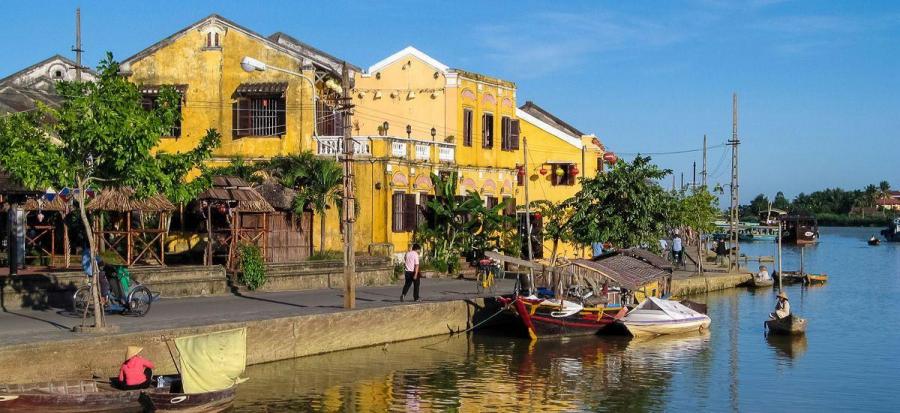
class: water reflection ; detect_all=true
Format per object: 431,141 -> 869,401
765,334 -> 808,361
233,332 -> 712,413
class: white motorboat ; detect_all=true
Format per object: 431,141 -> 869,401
618,297 -> 711,338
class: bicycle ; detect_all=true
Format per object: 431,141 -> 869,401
475,260 -> 500,295
73,265 -> 156,317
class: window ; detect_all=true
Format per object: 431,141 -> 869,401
485,196 -> 499,210
551,163 -> 576,186
233,96 -> 286,138
482,113 -> 494,148
392,192 -> 418,233
462,108 -> 473,147
500,117 -> 520,151
316,97 -> 344,136
502,197 -> 516,216
141,93 -> 182,138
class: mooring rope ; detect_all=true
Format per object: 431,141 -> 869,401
419,298 -> 519,351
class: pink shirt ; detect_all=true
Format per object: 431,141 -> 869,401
405,250 -> 419,272
118,355 -> 154,385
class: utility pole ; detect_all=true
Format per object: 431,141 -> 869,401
701,134 -> 708,187
692,161 -> 697,189
523,137 -> 534,294
728,93 -> 740,270
73,8 -> 83,81
341,63 -> 356,309
680,172 -> 684,191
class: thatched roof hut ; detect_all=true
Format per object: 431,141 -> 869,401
24,196 -> 68,212
86,187 -> 176,212
198,176 -> 274,213
254,179 -> 297,212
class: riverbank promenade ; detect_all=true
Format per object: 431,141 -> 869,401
0,278 -> 517,347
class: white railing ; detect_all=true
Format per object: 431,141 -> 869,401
391,140 -> 408,158
315,136 -> 372,156
438,145 -> 455,162
415,143 -> 431,161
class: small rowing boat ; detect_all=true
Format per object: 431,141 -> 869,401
748,277 -> 774,288
617,297 -> 711,338
765,315 -> 807,335
0,380 -> 141,413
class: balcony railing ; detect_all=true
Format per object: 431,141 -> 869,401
391,140 -> 408,158
414,143 -> 431,161
315,136 -> 372,156
438,144 -> 455,162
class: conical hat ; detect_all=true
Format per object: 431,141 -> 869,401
777,291 -> 788,300
125,346 -> 143,360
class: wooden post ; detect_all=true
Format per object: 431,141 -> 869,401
63,219 -> 70,269
523,136 -> 534,294
777,224 -> 783,290
341,62 -> 356,309
206,204 -> 212,266
126,211 -> 132,266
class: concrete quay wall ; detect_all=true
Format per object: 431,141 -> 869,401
671,272 -> 752,297
0,299 -> 478,384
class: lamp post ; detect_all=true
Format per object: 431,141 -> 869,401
242,56 -> 357,309
430,127 -> 437,141
406,125 -> 412,139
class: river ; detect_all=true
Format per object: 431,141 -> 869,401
231,227 -> 900,412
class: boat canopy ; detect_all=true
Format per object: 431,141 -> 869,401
174,328 -> 247,394
637,297 -> 705,321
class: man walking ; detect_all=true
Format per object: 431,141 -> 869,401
401,243 -> 421,302
672,233 -> 684,267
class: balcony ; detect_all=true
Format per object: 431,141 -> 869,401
438,144 -> 455,163
315,136 -> 372,157
414,143 -> 431,161
391,140 -> 408,158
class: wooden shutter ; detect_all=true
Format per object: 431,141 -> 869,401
481,113 -> 488,148
501,117 -> 509,150
404,194 -> 417,232
510,119 -> 520,150
233,98 -> 251,138
463,109 -> 473,147
392,192 -> 405,233
482,113 -> 493,148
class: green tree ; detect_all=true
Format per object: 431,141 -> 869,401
747,193 -> 770,216
267,153 -> 356,254
879,180 -> 891,195
0,54 -> 220,328
772,191 -> 791,211
415,172 -> 483,274
569,156 -> 673,252
531,199 -> 576,266
205,157 -> 262,183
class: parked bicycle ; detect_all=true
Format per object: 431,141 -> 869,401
475,258 -> 501,295
73,265 -> 156,317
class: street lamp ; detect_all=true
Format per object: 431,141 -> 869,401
430,127 -> 437,140
382,121 -> 389,136
406,124 -> 412,139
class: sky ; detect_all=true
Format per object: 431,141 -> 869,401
1,0 -> 897,203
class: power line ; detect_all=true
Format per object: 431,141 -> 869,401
615,142 -> 727,156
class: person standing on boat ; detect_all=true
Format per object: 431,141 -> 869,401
770,291 -> 791,319
592,241 -> 604,259
117,346 -> 154,390
672,233 -> 684,266
401,243 -> 421,302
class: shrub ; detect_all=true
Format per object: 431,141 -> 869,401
237,243 -> 266,290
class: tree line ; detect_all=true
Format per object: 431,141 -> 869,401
743,181 -> 895,225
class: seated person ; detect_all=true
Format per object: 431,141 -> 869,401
118,346 -> 154,390
756,265 -> 772,281
769,291 -> 791,320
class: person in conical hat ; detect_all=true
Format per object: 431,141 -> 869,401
770,291 -> 791,320
117,345 -> 154,390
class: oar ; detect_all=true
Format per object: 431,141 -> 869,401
164,339 -> 182,377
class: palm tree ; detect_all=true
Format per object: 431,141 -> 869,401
267,153 -> 344,253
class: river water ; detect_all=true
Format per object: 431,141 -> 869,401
232,227 -> 900,412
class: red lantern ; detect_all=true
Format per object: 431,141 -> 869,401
570,165 -> 579,176
603,152 -> 618,164
533,212 -> 542,221
517,166 -> 525,177
539,167 -> 548,175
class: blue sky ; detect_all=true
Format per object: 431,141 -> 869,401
1,0 -> 897,202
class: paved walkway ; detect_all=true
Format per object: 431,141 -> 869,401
0,278 -> 517,347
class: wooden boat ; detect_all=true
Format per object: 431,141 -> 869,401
616,297 -> 711,338
765,315 -> 807,335
747,277 -> 774,288
0,380 -> 141,413
780,214 -> 819,244
140,376 -> 236,413
881,218 -> 900,242
804,273 -> 828,284
868,238 -> 880,246
498,296 -> 625,339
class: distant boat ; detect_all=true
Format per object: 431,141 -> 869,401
780,214 -> 819,244
868,237 -> 880,246
765,315 -> 807,335
738,223 -> 779,242
881,218 -> 900,242
616,297 -> 711,338
747,276 -> 774,288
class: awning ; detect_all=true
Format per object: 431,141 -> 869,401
234,82 -> 288,97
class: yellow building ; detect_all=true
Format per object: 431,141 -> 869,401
120,14 -> 356,162
118,15 -> 608,259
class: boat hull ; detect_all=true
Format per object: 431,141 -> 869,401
0,381 -> 141,413
620,317 -> 711,338
748,278 -> 774,288
498,297 -> 623,339
765,316 -> 807,335
142,386 -> 236,412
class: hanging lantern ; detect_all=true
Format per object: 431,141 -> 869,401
603,152 -> 618,164
217,204 -> 227,215
533,212 -> 542,221
539,167 -> 548,175
555,167 -> 565,177
36,211 -> 45,223
570,165 -> 579,176
517,166 -> 525,177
